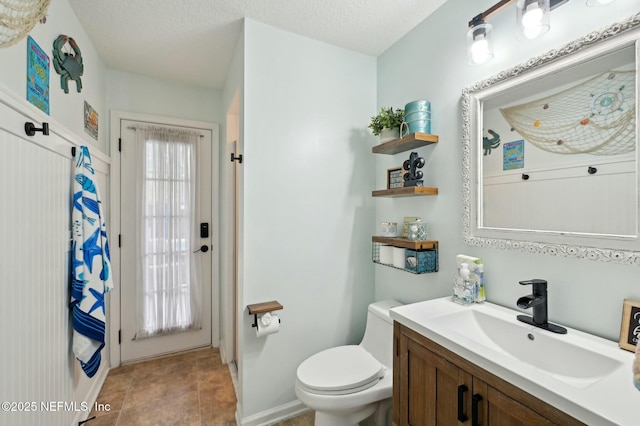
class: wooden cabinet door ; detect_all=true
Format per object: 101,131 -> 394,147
395,331 -> 471,426
473,377 -> 554,426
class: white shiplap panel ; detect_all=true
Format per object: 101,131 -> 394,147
0,129 -> 71,426
483,172 -> 635,235
0,107 -> 110,425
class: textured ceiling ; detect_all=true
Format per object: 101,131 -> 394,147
68,0 -> 449,89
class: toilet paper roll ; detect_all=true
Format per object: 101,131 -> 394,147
379,245 -> 393,264
392,247 -> 406,269
256,313 -> 280,337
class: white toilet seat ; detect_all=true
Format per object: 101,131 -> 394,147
296,345 -> 385,395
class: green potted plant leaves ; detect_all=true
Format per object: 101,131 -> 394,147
369,107 -> 405,142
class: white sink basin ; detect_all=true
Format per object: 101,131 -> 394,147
390,297 -> 639,426
433,309 -> 623,388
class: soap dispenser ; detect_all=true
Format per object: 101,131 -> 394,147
452,263 -> 475,305
475,263 -> 485,303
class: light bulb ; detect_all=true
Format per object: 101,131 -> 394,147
522,4 -> 543,29
586,0 -> 615,5
467,22 -> 494,65
471,39 -> 491,64
517,0 -> 549,40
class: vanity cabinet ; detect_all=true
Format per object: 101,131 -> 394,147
392,322 -> 584,426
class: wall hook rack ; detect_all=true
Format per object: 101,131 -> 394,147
24,122 -> 49,137
230,153 -> 243,163
247,300 -> 283,328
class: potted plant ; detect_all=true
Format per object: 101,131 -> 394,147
369,107 -> 405,143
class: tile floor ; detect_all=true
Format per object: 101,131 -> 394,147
87,347 -> 313,426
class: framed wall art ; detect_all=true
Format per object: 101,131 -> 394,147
619,299 -> 640,352
84,101 -> 98,140
26,36 -> 49,115
387,167 -> 404,189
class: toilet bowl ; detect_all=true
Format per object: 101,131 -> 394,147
295,299 -> 403,426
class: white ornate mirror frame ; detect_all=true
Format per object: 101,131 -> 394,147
462,13 -> 640,265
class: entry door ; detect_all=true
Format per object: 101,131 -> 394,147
119,119 -> 213,362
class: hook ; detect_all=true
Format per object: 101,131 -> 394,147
588,166 -> 597,175
24,122 -> 49,137
521,173 -> 530,180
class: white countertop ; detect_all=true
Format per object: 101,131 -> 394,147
390,297 -> 640,426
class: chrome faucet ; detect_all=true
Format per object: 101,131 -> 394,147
516,279 -> 567,334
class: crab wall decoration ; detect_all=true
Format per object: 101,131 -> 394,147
483,129 -> 500,156
52,35 -> 83,93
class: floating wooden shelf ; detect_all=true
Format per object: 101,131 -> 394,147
247,301 -> 283,315
372,132 -> 439,155
372,186 -> 438,197
372,236 -> 438,250
371,132 -> 440,273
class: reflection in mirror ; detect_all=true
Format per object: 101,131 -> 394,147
462,13 -> 640,264
482,46 -> 635,236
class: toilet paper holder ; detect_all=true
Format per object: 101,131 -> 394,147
247,300 -> 283,329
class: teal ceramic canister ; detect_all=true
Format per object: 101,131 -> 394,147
404,100 -> 431,134
404,100 -> 431,114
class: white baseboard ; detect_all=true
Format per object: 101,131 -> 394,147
239,399 -> 310,426
219,340 -> 230,364
229,339 -> 307,425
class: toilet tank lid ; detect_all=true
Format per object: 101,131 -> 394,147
368,299 -> 403,323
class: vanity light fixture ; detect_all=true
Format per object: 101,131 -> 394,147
467,0 -> 572,65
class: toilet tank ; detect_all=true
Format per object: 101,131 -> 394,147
359,299 -> 403,368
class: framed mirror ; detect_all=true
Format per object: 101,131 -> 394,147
462,13 -> 640,264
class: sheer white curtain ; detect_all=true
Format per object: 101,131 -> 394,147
134,125 -> 202,339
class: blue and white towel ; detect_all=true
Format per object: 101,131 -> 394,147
71,146 -> 113,378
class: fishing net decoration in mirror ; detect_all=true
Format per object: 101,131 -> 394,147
0,0 -> 51,48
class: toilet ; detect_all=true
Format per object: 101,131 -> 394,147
295,299 -> 403,426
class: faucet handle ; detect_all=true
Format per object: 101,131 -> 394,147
519,279 -> 547,297
518,279 -> 547,286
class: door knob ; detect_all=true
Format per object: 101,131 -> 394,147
193,245 -> 209,253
